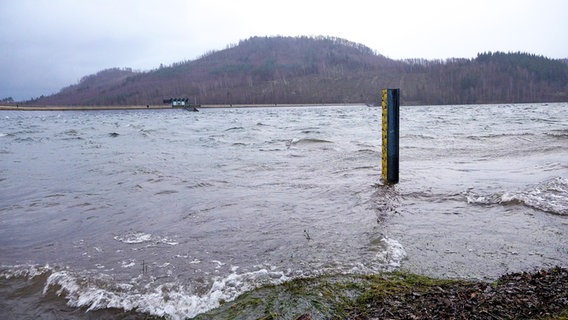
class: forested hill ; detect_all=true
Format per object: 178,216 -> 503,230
30,36 -> 568,106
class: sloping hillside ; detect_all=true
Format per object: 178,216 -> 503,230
31,36 -> 568,106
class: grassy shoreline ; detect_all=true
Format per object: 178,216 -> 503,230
191,267 -> 568,320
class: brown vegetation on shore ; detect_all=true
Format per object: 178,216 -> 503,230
345,267 -> 568,320
28,36 -> 568,107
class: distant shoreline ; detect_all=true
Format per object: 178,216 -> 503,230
0,103 -> 364,111
3,102 -> 566,111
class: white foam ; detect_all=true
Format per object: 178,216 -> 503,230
162,238 -> 179,246
114,232 -> 152,244
113,232 -> 179,245
211,260 -> 225,268
3,236 -> 409,319
0,264 -> 51,279
41,267 -> 291,320
510,177 -> 568,215
467,177 -> 568,215
376,237 -> 407,268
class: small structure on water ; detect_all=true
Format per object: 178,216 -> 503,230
163,98 -> 200,111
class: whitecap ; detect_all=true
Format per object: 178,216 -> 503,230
113,232 -> 179,245
161,237 -> 179,246
466,177 -> 568,215
0,264 -> 52,279
114,232 -> 152,244
211,260 -> 225,267
503,177 -> 568,215
466,192 -> 502,205
375,237 -> 407,267
40,266 -> 291,320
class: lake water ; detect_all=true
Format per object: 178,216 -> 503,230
1,103 -> 567,319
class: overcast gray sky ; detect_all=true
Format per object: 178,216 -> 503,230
1,0 -> 566,101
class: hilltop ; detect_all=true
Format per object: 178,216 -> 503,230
29,36 -> 568,106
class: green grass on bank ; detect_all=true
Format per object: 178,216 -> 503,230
192,268 -> 568,320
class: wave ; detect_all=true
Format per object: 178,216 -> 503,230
546,129 -> 568,138
375,238 -> 407,267
42,268 -> 289,319
0,237 -> 406,319
0,264 -> 289,320
286,138 -> 334,148
465,132 -> 536,140
292,138 -> 333,144
402,133 -> 436,140
224,126 -> 245,131
113,231 -> 178,246
467,177 -> 568,215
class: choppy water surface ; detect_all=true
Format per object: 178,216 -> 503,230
1,103 -> 567,319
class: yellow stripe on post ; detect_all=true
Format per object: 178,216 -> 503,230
381,89 -> 388,180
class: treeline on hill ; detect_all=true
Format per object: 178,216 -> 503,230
30,36 -> 568,106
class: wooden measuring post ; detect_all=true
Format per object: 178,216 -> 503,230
381,88 -> 400,184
